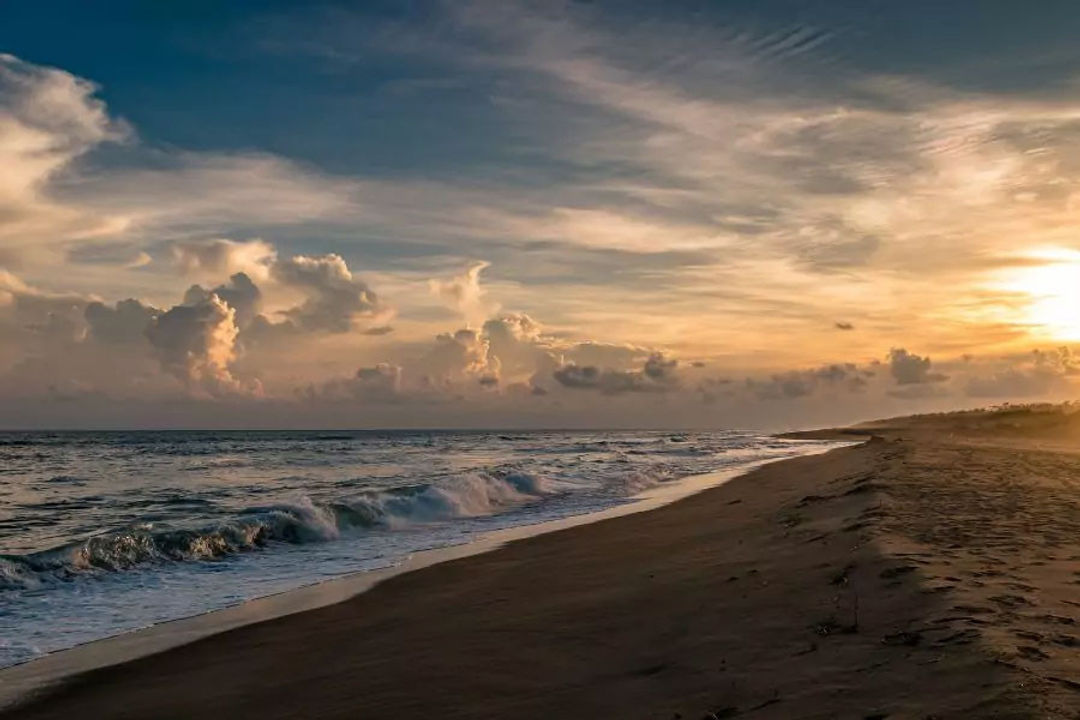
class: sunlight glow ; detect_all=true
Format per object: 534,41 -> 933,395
1000,248 -> 1080,341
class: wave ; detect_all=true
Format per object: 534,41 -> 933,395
0,470 -> 555,591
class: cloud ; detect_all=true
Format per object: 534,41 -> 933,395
79,153 -> 361,231
270,253 -> 386,333
888,348 -> 948,385
887,383 -> 950,401
168,243 -> 387,337
415,328 -> 493,386
553,352 -> 679,394
183,273 -> 262,328
305,315 -> 558,401
696,376 -> 733,404
834,321 -> 854,331
964,367 -> 1065,399
0,54 -> 122,176
643,352 -> 678,382
0,55 -> 362,280
0,272 -> 175,401
429,261 -> 497,323
145,294 -> 247,396
796,231 -> 881,273
169,239 -> 277,281
963,347 -> 1078,398
481,313 -> 558,384
12,28 -> 1080,428
85,298 -> 159,344
0,53 -> 129,258
746,363 -> 867,400
353,314 -> 669,399
564,341 -> 648,369
67,242 -> 152,269
0,263 -> 1033,427
0,269 -> 88,361
1,238 -> 400,402
306,363 -> 403,402
362,325 -> 395,336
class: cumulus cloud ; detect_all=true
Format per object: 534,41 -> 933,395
271,253 -> 385,333
417,317 -> 683,397
0,269 -> 88,358
963,348 -> 1078,398
429,261 -> 497,323
552,365 -> 648,393
417,328 -> 493,386
481,313 -> 557,384
643,352 -> 678,382
183,272 -> 262,328
85,298 -> 159,344
746,363 -> 868,400
0,272 -> 167,399
2,237 -> 398,400
0,261 -> 1018,426
553,352 -> 679,394
888,348 -> 948,385
965,368 -> 1064,399
167,242 -> 387,337
1034,347 -> 1079,375
564,341 -> 648,369
553,365 -> 611,390
305,313 -> 665,401
306,317 -> 558,402
307,363 -> 403,403
169,239 -> 276,281
145,294 -> 247,396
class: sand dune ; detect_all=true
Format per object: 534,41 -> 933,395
8,409 -> 1080,718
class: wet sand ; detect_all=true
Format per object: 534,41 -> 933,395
8,414 -> 1080,718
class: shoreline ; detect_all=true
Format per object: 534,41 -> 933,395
10,415 -> 1080,718
0,440 -> 849,711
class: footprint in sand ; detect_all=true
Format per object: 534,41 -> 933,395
1016,645 -> 1051,661
952,604 -> 995,615
988,594 -> 1033,609
1032,613 -> 1077,626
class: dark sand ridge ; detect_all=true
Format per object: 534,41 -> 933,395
8,408 -> 1080,718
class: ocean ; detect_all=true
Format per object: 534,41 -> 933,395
0,430 -> 838,668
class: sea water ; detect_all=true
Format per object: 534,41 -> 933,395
0,430 -> 836,667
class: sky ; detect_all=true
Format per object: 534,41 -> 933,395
4,1 -> 1080,429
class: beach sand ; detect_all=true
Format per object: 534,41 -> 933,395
8,410 -> 1080,718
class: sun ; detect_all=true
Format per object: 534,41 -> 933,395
1000,248 -> 1080,341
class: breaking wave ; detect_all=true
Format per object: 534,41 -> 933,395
0,470 -> 554,591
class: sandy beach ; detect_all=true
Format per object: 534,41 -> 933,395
10,4 -> 1080,717
7,410 -> 1080,718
